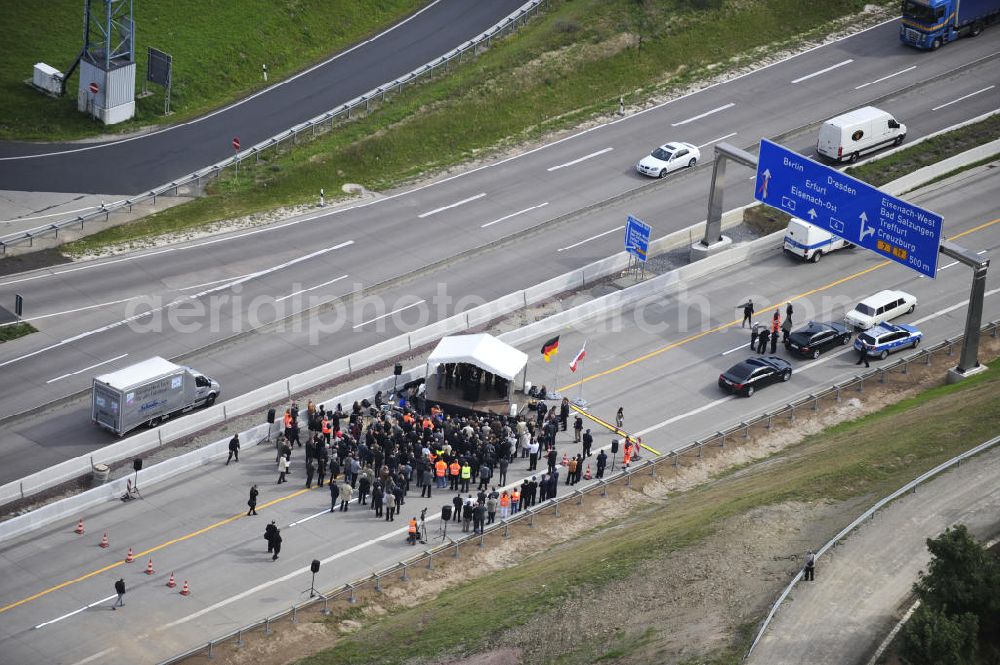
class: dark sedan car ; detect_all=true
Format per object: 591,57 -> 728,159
785,321 -> 853,359
718,356 -> 792,397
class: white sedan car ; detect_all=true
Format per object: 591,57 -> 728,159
636,142 -> 700,178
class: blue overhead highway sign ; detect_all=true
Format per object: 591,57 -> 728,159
625,215 -> 651,261
754,139 -> 943,278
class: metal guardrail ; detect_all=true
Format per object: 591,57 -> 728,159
744,431 -> 1000,661
157,319 -> 1000,664
0,0 -> 548,254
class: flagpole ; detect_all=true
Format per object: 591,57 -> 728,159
573,339 -> 588,408
553,353 -> 560,399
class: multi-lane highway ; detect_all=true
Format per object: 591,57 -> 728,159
0,0 -> 529,194
1,162 -> 997,665
1,19 -> 998,481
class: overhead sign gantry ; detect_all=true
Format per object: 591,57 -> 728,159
754,139 -> 943,278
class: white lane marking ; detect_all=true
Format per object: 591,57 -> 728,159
791,59 -> 853,84
417,193 -> 486,219
69,648 -> 118,665
275,274 -> 349,303
160,517 -> 432,630
177,273 -> 255,291
0,21 -> 901,289
940,260 -> 959,270
636,290 -> 1000,438
911,287 -> 1000,325
557,226 -> 625,252
546,147 -> 614,172
854,65 -> 917,89
0,296 -> 137,327
722,342 -> 750,356
0,0 -> 447,162
46,354 -> 128,384
481,202 -> 550,228
188,240 -> 354,298
697,132 -> 737,148
931,85 -> 996,111
635,396 -> 735,436
670,103 -> 735,127
0,204 -> 124,225
34,594 -> 117,629
352,299 -> 426,329
0,20 -> 903,289
0,212 -> 338,287
0,242 -> 354,369
289,509 -> 332,527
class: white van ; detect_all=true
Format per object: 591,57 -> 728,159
783,218 -> 852,262
844,289 -> 917,330
817,106 -> 906,163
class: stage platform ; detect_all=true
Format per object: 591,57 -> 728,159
425,383 -> 530,417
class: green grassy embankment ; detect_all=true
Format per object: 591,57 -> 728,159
295,359 -> 1000,665
60,0 -> 893,256
0,1 -> 424,140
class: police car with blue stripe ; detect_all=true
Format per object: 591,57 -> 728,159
853,323 -> 922,360
783,218 -> 852,263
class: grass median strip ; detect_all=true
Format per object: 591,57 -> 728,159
296,359 -> 1000,665
61,0 -> 893,256
846,113 -> 1000,187
0,322 -> 36,343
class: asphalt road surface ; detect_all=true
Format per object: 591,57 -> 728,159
748,446 -> 1000,665
1,21 -> 998,481
0,0 -> 529,194
0,165 -> 997,665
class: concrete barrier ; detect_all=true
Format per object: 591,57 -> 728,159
3,134 -> 990,515
883,138 -> 1000,196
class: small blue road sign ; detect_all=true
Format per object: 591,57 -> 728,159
755,139 -> 943,278
625,215 -> 651,262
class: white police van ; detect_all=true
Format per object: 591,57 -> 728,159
854,323 -> 922,359
783,218 -> 852,263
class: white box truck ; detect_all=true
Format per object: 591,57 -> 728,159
783,218 -> 852,262
92,357 -> 221,436
816,106 -> 906,163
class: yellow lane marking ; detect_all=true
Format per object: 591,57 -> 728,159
6,217 -> 998,617
0,488 -> 312,615
571,405 -> 662,456
558,215 -> 1000,395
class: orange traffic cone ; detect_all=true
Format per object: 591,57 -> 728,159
99,532 -> 109,548
125,547 -> 134,563
584,464 -> 592,480
166,572 -> 176,588
145,558 -> 155,575
75,519 -> 85,535
180,580 -> 190,596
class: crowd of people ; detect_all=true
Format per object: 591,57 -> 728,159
252,388 -> 623,554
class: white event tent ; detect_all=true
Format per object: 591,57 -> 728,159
425,333 -> 529,388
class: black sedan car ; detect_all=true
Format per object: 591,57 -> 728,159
785,321 -> 853,359
718,356 -> 792,397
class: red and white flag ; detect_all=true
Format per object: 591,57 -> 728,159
569,341 -> 587,373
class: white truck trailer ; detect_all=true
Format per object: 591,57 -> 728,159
92,357 -> 221,436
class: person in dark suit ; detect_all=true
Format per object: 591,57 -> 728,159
112,578 -> 126,609
855,345 -> 870,368
757,328 -> 770,354
247,485 -> 258,516
741,299 -> 754,327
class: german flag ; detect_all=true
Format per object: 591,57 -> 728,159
541,336 -> 560,362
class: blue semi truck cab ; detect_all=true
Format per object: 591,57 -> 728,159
900,0 -> 1000,49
